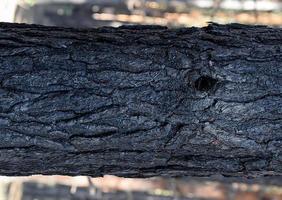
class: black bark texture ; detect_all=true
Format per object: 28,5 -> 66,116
0,22 -> 281,178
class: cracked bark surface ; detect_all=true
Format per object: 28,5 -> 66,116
0,22 -> 281,179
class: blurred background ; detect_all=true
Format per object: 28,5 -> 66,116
0,0 -> 281,27
0,0 -> 282,199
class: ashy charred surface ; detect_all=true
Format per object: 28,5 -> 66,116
0,22 -> 281,178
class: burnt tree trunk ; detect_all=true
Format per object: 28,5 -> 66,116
0,23 -> 281,178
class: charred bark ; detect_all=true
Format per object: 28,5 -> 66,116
0,23 -> 281,178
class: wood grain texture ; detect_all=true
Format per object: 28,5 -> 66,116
0,22 -> 281,178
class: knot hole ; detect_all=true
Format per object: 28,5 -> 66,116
194,76 -> 217,91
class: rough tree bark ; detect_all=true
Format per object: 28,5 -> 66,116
0,22 -> 281,178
